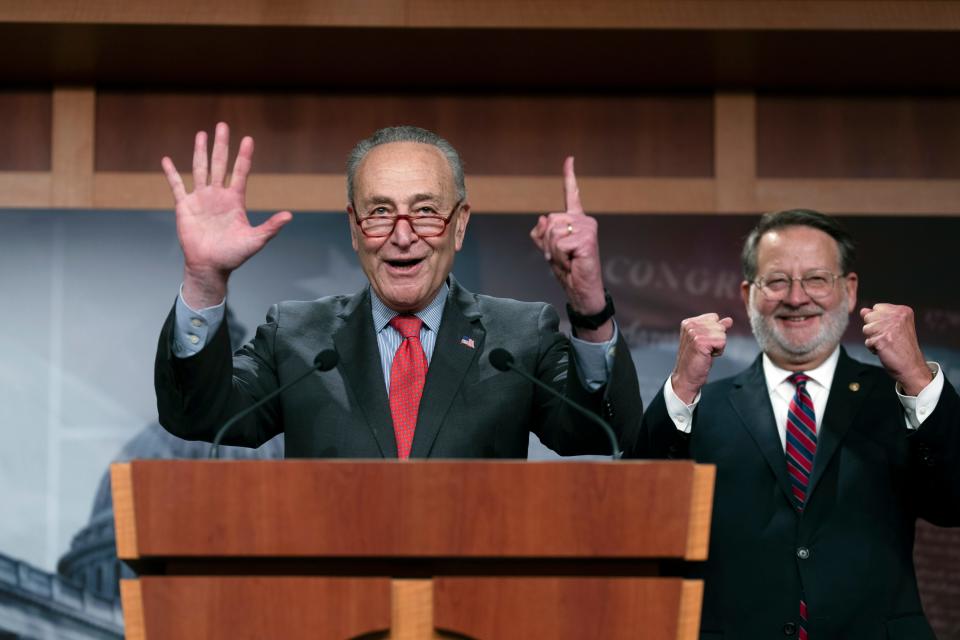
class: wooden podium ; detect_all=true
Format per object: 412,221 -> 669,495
112,460 -> 714,639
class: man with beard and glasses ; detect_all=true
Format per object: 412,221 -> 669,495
622,209 -> 960,639
154,122 -> 641,459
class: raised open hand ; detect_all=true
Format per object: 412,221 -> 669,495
530,157 -> 609,338
162,122 -> 292,307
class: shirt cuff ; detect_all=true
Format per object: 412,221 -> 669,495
663,376 -> 699,434
897,362 -> 944,430
172,285 -> 226,358
569,322 -> 619,391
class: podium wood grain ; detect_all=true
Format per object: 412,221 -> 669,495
112,460 -> 713,639
112,460 -> 712,560
433,577 -> 703,639
121,576 -> 390,639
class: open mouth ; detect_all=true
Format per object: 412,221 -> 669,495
385,257 -> 425,270
778,315 -> 820,324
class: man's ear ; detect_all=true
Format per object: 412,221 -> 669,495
454,203 -> 471,251
740,280 -> 752,312
844,272 -> 859,312
346,204 -> 359,252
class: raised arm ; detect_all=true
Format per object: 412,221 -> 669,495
860,303 -> 933,396
161,122 -> 292,308
671,313 -> 734,404
529,157 -> 612,342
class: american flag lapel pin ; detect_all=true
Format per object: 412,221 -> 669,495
460,336 -> 475,349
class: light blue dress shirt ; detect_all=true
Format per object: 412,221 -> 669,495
172,283 -> 618,392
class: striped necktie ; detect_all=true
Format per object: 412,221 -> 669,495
785,372 -> 816,509
785,371 -> 816,639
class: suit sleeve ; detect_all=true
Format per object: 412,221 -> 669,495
530,303 -> 643,456
621,385 -> 692,460
908,378 -> 960,526
154,303 -> 284,448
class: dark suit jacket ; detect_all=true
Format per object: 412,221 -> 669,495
623,349 -> 960,640
156,277 -> 641,458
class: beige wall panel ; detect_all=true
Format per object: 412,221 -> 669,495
51,87 -> 95,207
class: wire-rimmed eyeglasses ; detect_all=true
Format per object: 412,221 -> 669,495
753,270 -> 846,300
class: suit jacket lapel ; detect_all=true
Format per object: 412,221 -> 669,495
728,357 -> 796,507
409,277 -> 485,458
807,348 -> 870,500
333,287 -> 396,458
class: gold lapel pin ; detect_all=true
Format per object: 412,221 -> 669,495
848,382 -> 860,392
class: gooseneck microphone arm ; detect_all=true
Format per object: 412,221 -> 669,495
488,348 -> 622,459
208,349 -> 339,459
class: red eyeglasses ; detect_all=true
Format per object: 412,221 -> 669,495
353,199 -> 463,238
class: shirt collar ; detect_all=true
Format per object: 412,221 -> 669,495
761,345 -> 841,393
371,282 -> 449,334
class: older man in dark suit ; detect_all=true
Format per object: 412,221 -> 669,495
624,209 -> 960,639
154,123 -> 640,458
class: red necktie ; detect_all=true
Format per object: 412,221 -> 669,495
388,315 -> 427,460
786,372 -> 816,509
785,372 -> 816,640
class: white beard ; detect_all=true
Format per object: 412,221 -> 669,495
748,288 -> 849,366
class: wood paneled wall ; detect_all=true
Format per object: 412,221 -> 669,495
3,0 -> 959,30
94,92 -> 715,177
2,88 -> 959,214
1,1 -> 959,214
757,96 -> 960,179
0,91 -> 51,171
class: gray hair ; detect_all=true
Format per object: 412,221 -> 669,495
346,125 -> 466,204
741,209 -> 856,281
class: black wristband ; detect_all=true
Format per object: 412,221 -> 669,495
566,290 -> 615,330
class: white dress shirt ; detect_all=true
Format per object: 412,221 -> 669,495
663,346 -> 945,448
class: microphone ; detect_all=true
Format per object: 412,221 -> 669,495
488,347 -> 622,459
209,349 -> 339,458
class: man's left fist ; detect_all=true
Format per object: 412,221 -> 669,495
861,303 -> 932,396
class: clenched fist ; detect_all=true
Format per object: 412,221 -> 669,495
861,303 -> 932,396
671,313 -> 734,404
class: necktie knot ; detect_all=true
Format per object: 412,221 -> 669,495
390,315 -> 423,340
789,372 -> 810,389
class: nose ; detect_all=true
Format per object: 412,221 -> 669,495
389,217 -> 417,248
784,277 -> 811,306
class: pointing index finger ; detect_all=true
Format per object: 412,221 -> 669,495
563,156 -> 583,214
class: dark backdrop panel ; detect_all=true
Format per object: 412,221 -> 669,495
757,95 -> 960,179
0,90 -> 52,171
95,92 -> 715,177
0,209 -> 956,637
